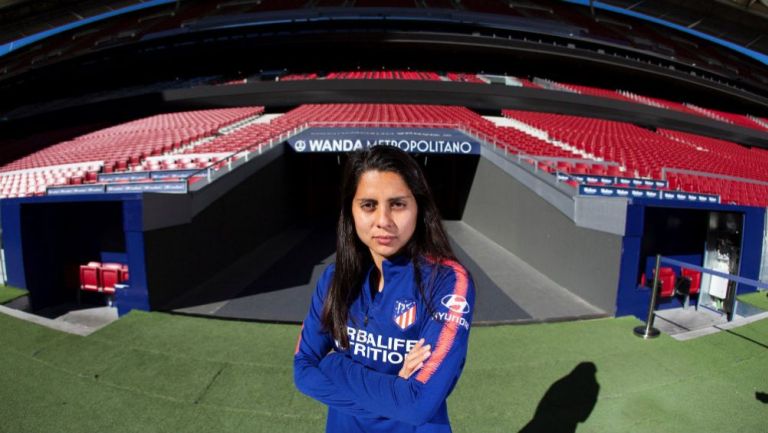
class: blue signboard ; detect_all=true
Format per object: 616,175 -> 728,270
661,191 -> 720,204
151,169 -> 199,180
98,172 -> 150,182
287,127 -> 480,155
579,185 -> 658,199
579,185 -> 719,203
106,182 -> 187,194
560,172 -> 667,189
616,177 -> 667,189
47,185 -> 106,196
98,169 -> 200,183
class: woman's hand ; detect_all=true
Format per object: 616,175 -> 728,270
398,338 -> 431,380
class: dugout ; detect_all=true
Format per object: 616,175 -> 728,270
1,194 -> 148,315
616,201 -> 765,319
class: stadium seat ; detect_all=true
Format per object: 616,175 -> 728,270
77,262 -> 128,306
653,267 -> 677,298
79,264 -> 101,292
101,263 -> 123,295
680,268 -> 702,295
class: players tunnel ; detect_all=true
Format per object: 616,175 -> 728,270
1,195 -> 148,315
615,202 -> 765,319
284,148 -> 480,223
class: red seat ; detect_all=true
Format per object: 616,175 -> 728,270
681,268 -> 701,295
79,265 -> 101,292
653,267 -> 676,298
101,264 -> 122,295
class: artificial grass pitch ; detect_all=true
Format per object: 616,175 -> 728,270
0,285 -> 28,304
0,310 -> 767,433
737,290 -> 768,311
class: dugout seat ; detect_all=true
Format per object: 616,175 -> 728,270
653,267 -> 677,298
101,263 -> 123,295
675,268 -> 702,309
680,268 -> 702,295
78,261 -> 129,307
79,264 -> 101,292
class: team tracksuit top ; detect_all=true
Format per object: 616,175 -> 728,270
294,254 -> 475,433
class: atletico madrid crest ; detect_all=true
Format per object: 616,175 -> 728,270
393,299 -> 417,331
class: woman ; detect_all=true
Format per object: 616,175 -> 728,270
294,145 -> 475,433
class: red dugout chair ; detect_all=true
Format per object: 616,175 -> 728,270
78,261 -> 129,307
653,267 -> 677,298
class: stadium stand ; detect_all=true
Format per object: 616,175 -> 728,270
550,82 -> 636,103
0,107 -> 264,198
446,72 -> 486,83
503,109 -> 768,207
254,70 -> 768,133
1,99 -> 766,209
279,73 -> 318,81
616,90 -> 706,117
325,70 -> 442,81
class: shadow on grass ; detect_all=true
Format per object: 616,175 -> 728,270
757,392 -> 768,404
722,329 -> 768,350
518,362 -> 600,433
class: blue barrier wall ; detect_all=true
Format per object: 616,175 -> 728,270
118,198 -> 149,315
2,199 -> 26,290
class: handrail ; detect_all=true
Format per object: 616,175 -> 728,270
660,256 -> 768,290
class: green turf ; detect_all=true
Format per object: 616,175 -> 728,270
1,310 -> 767,433
0,285 -> 27,304
737,290 -> 768,311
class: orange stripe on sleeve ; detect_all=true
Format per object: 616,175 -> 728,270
415,260 -> 468,384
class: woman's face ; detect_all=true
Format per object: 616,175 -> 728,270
352,170 -> 418,268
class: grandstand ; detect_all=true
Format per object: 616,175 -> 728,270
1,1 -> 768,431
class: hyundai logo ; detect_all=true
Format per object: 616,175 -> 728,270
441,294 -> 470,314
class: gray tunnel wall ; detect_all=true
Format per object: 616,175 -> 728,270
462,158 -> 623,314
141,154 -> 295,309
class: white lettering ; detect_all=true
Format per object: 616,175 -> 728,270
388,352 -> 404,364
344,326 -> 420,365
432,312 -> 471,331
353,342 -> 365,356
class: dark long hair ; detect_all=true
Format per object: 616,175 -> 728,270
322,145 -> 456,349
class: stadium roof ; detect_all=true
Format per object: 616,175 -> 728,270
0,0 -> 766,55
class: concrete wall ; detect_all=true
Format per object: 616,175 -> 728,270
142,152 -> 297,309
463,157 -> 623,313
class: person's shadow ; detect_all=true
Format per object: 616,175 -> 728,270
757,392 -> 768,403
518,362 -> 600,433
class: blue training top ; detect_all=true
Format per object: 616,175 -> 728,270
294,254 -> 475,433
